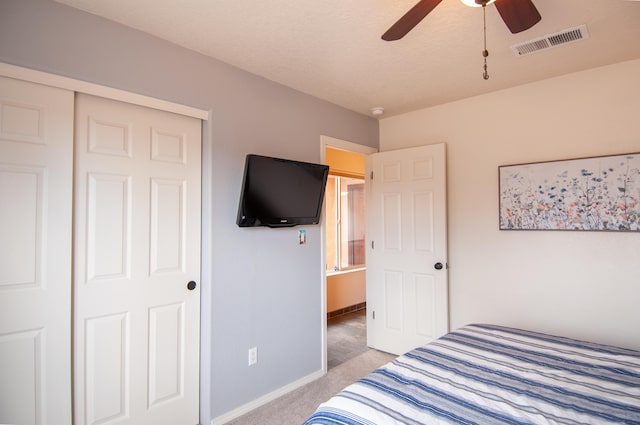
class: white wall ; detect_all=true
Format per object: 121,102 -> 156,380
380,59 -> 640,350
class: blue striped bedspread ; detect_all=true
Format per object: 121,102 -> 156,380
303,324 -> 640,425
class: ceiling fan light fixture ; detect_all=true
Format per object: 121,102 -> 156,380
460,0 -> 496,7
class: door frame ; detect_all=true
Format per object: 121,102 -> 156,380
0,63 -> 208,121
319,135 -> 377,373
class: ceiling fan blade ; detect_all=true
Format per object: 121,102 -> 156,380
494,0 -> 541,34
382,0 -> 444,41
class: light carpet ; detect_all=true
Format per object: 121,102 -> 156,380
226,348 -> 396,425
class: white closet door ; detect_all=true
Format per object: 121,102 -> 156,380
73,94 -> 201,425
0,76 -> 74,424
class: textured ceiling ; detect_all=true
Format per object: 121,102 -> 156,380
55,0 -> 640,118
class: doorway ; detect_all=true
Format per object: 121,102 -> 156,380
327,309 -> 367,369
320,136 -> 377,371
321,140 -> 449,366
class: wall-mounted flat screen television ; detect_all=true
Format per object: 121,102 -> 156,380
236,154 -> 330,228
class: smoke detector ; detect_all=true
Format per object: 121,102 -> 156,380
511,24 -> 589,57
370,107 -> 384,117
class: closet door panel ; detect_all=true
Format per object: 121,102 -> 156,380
0,76 -> 74,425
74,94 -> 201,425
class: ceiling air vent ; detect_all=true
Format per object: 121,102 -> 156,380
511,25 -> 589,57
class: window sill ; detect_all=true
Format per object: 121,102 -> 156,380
326,267 -> 366,277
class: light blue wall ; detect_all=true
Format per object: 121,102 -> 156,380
0,0 -> 379,421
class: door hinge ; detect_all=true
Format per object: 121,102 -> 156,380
372,311 -> 375,320
371,240 -> 374,249
370,171 -> 373,180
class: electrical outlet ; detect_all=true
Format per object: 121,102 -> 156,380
248,347 -> 258,366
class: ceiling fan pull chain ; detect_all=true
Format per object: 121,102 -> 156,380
483,51 -> 489,80
482,2 -> 489,80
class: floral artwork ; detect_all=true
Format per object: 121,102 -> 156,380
499,153 -> 640,231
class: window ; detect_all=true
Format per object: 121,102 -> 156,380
325,175 -> 366,272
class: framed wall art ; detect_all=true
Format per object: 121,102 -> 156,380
499,152 -> 640,231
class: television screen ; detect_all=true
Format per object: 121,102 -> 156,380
236,154 -> 330,228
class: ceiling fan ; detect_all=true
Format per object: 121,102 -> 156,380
382,0 -> 542,41
382,0 -> 542,80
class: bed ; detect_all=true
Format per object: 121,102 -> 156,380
303,324 -> 640,425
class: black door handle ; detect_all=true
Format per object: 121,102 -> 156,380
187,281 -> 197,290
434,262 -> 443,270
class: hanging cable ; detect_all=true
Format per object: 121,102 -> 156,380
482,2 -> 489,80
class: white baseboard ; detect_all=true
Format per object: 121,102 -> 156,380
211,369 -> 326,425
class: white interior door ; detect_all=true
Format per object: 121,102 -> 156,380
366,143 -> 448,355
0,76 -> 74,424
73,94 -> 201,425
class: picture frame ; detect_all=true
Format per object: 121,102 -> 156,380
499,152 -> 640,231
